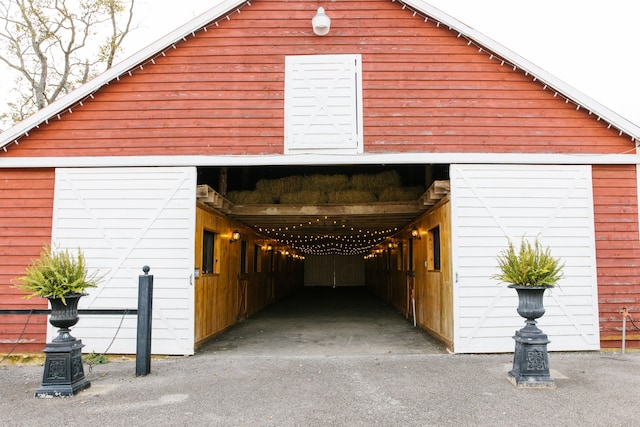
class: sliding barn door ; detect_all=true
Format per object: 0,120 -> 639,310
450,164 -> 600,353
50,167 -> 196,355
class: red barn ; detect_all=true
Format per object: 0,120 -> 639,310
1,0 -> 639,355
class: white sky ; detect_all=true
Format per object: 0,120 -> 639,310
1,0 -> 638,129
425,0 -> 640,127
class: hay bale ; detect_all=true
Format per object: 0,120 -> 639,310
350,170 -> 402,192
280,190 -> 327,204
255,175 -> 304,197
227,190 -> 275,204
302,174 -> 349,192
378,186 -> 425,202
327,190 -> 377,204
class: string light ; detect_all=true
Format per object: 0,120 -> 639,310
256,217 -> 401,255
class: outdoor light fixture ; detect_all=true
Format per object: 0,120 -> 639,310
230,230 -> 240,243
267,244 -> 273,251
411,227 -> 421,240
312,7 -> 330,36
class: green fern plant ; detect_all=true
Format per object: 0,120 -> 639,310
13,246 -> 100,304
492,237 -> 564,287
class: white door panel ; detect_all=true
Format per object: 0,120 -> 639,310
50,167 -> 196,355
451,164 -> 600,353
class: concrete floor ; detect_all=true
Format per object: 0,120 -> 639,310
199,286 -> 448,357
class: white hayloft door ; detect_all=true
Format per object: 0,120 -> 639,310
285,54 -> 363,154
450,164 -> 600,353
50,167 -> 196,355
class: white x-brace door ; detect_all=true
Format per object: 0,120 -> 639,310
450,164 -> 600,353
284,54 -> 363,154
50,167 -> 196,355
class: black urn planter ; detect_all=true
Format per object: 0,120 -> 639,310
48,294 -> 81,341
35,294 -> 91,398
507,285 -> 556,389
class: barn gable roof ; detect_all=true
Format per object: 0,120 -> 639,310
1,0 -> 638,152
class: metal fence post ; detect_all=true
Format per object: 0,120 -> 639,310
136,266 -> 153,376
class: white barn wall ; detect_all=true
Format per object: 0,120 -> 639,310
450,164 -> 600,353
50,167 -> 196,355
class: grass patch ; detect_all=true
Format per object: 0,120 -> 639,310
83,351 -> 109,366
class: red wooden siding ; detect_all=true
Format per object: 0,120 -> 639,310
593,165 -> 640,350
0,169 -> 54,353
3,0 -> 632,158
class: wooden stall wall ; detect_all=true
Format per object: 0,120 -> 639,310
245,243 -> 303,317
413,197 -> 453,348
281,252 -> 304,299
388,243 -> 408,315
364,196 -> 452,348
366,236 -> 417,319
195,204 -> 235,346
194,203 -> 302,347
365,248 -> 389,303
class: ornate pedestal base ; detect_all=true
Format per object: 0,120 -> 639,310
508,324 -> 555,389
507,285 -> 555,389
35,336 -> 90,398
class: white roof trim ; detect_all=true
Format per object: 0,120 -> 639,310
1,0 -> 638,151
1,152 -> 639,168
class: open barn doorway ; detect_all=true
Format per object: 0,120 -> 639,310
194,164 -> 453,351
197,163 -> 449,285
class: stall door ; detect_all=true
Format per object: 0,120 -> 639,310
304,254 -> 365,286
50,167 -> 196,355
450,164 -> 600,353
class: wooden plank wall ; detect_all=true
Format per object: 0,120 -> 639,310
412,197 -> 453,348
194,203 -> 302,347
366,196 -> 452,349
3,0 -> 632,158
0,169 -> 54,353
593,165 -> 640,351
367,245 -> 406,311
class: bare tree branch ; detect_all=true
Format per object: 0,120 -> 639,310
101,0 -> 135,69
0,0 -> 136,126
